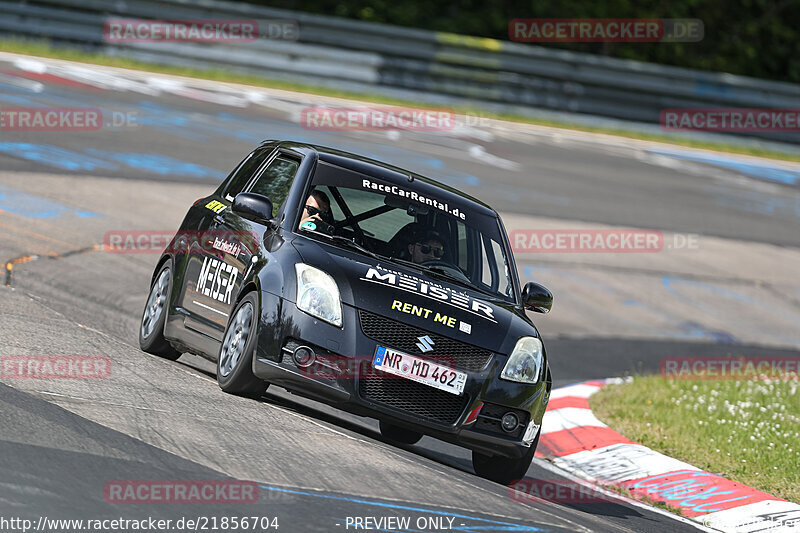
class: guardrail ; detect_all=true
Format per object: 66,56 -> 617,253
3,0 -> 800,144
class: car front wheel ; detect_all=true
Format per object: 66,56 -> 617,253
217,291 -> 268,398
472,431 -> 539,485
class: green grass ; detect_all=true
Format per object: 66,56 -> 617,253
2,37 -> 800,162
590,375 -> 800,503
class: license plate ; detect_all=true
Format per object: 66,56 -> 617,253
372,346 -> 467,396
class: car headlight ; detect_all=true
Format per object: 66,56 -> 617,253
501,337 -> 543,384
295,263 -> 342,327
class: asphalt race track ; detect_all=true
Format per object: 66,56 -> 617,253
2,53 -> 800,532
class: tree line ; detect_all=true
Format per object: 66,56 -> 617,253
259,0 -> 800,83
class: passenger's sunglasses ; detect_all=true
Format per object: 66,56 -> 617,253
416,243 -> 444,258
304,204 -> 326,217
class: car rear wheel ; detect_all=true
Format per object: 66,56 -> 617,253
379,421 -> 423,445
139,264 -> 181,360
217,291 -> 268,398
472,431 -> 539,485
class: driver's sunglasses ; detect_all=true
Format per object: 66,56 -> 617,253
416,243 -> 444,258
304,204 -> 326,217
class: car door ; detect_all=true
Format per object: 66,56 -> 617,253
178,146 -> 275,339
194,150 -> 303,337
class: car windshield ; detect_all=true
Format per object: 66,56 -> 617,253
298,161 -> 515,302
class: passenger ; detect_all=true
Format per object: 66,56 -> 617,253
299,190 -> 332,230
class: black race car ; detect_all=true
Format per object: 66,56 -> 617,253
139,140 -> 553,484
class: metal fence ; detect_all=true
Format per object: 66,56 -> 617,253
3,0 -> 800,144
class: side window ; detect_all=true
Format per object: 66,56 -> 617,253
457,224 -> 468,270
249,154 -> 300,216
490,238 -> 511,296
480,237 -> 492,286
222,148 -> 272,201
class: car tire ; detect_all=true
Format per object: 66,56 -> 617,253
379,421 -> 423,445
139,264 -> 181,360
472,431 -> 539,485
217,291 -> 268,398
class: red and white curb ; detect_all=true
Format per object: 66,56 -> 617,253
535,378 -> 800,532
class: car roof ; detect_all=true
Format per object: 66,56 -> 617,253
262,140 -> 499,218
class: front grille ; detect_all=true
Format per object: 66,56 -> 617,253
358,363 -> 469,425
358,310 -> 492,372
474,403 -> 529,439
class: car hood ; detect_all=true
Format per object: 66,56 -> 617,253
292,236 -> 536,354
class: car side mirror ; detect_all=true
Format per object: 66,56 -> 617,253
232,193 -> 273,224
522,281 -> 553,314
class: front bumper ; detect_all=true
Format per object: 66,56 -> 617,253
252,293 -> 549,458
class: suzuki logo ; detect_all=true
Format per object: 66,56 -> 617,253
416,335 -> 434,353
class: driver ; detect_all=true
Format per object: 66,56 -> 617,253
408,230 -> 446,264
299,190 -> 332,231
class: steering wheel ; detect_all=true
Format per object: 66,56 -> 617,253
420,259 -> 452,268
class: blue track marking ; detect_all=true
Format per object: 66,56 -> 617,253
0,91 -> 44,106
0,142 -> 223,178
0,143 -> 118,171
648,148 -> 800,185
135,101 -> 225,141
662,276 -> 752,304
708,184 -> 800,219
662,276 -> 800,344
258,485 -> 544,532
522,266 -> 739,343
2,77 -> 491,187
83,149 -> 222,178
2,77 -> 489,185
0,183 -> 100,219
